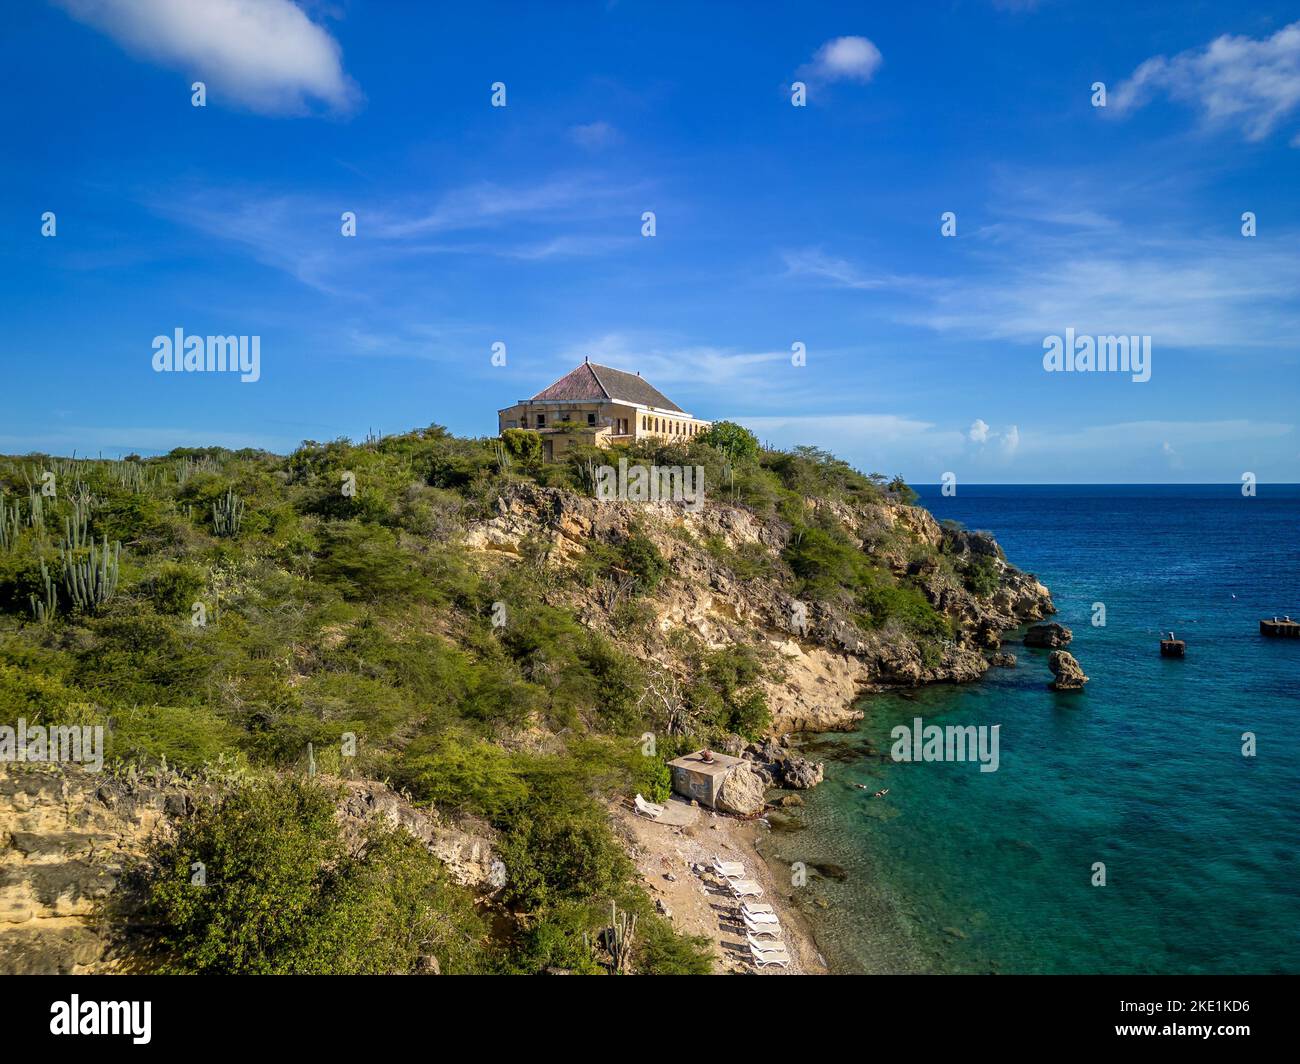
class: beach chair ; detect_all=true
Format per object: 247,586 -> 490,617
740,906 -> 779,925
728,879 -> 764,899
750,943 -> 792,969
747,930 -> 785,951
741,901 -> 776,917
711,858 -> 746,880
743,916 -> 782,940
634,794 -> 665,820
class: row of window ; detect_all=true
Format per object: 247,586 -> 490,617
642,415 -> 702,437
503,411 -> 702,436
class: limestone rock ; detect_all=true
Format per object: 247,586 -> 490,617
1048,650 -> 1088,691
716,764 -> 767,817
781,757 -> 825,790
1025,623 -> 1072,648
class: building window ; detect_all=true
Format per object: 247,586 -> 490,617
536,414 -> 546,428
588,413 -> 596,426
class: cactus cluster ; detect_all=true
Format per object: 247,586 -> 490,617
61,535 -> 121,611
174,455 -> 218,485
212,488 -> 245,536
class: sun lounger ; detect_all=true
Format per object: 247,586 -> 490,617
747,930 -> 786,951
743,916 -> 782,940
711,858 -> 746,880
728,879 -> 764,898
741,901 -> 775,917
750,943 -> 792,969
740,907 -> 779,925
634,794 -> 665,820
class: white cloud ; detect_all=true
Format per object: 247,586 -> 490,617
54,0 -> 358,115
569,121 -> 621,150
558,334 -> 787,389
739,413 -> 946,444
968,418 -> 1020,453
798,36 -> 883,86
1109,21 -> 1300,142
782,248 -> 918,291
789,218 -> 1300,349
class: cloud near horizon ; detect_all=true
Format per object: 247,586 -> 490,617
54,0 -> 359,115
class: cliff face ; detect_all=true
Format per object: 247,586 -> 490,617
0,767 -> 497,975
464,484 -> 1054,734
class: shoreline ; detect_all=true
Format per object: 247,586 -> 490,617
611,799 -> 829,974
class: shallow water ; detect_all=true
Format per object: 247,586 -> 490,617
762,485 -> 1300,974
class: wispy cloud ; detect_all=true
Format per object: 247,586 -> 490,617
54,0 -> 359,116
569,121 -> 621,150
1108,20 -> 1300,143
781,248 -> 918,291
786,211 -> 1300,349
149,175 -> 638,293
559,334 -> 787,389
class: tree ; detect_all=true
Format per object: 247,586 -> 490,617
697,421 -> 759,462
501,429 -> 543,466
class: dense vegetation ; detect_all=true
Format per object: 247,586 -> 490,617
0,422 -> 945,973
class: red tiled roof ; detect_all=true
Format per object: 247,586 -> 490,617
530,362 -> 685,413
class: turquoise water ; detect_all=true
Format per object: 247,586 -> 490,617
761,485 -> 1300,974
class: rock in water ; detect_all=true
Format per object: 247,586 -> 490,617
717,763 -> 768,816
1048,650 -> 1088,691
781,757 -> 825,790
1025,622 -> 1073,648
991,651 -> 1017,668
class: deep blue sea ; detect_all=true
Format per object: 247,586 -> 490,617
759,485 -> 1300,974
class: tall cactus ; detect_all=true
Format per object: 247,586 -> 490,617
0,495 -> 20,551
607,901 -> 637,974
61,535 -> 121,611
62,511 -> 90,551
29,559 -> 57,622
212,488 -> 244,537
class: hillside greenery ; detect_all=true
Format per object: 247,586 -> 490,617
0,422 -> 940,973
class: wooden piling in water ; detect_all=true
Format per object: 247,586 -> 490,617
1160,631 -> 1186,657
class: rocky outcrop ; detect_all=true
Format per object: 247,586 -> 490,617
335,780 -> 497,890
0,766 -> 498,975
716,764 -> 767,817
991,652 -> 1017,668
1048,650 -> 1088,691
780,757 -> 825,790
1025,623 -> 1072,649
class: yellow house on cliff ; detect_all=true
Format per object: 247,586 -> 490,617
497,359 -> 711,461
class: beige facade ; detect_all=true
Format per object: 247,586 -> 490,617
497,361 -> 711,460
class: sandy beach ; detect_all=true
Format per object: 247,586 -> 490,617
611,798 -> 829,975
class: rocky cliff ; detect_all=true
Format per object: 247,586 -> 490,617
464,483 -> 1053,733
0,766 -> 497,974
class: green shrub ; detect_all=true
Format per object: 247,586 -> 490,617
133,778 -> 491,974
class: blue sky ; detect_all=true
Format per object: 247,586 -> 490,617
2,0 -> 1298,483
